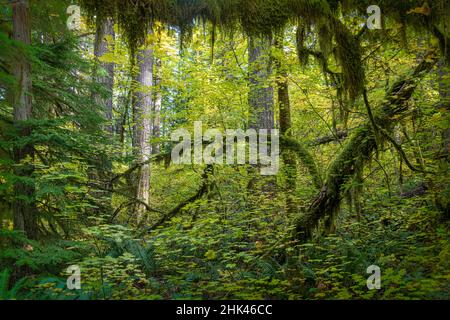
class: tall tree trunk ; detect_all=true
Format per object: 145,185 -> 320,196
133,34 -> 154,223
247,35 -> 275,194
248,35 -> 274,130
274,34 -> 297,213
152,56 -> 162,155
12,0 -> 38,239
94,18 -> 115,135
89,18 -> 115,215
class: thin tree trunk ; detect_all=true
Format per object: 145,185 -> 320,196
12,0 -> 38,239
152,56 -> 162,155
133,34 -> 154,223
274,34 -> 297,213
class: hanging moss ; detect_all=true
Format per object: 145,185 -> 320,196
295,21 -> 310,66
79,0 -> 449,55
78,1 -> 333,48
77,0 -> 373,98
295,50 -> 439,241
318,21 -> 333,59
332,18 -> 364,100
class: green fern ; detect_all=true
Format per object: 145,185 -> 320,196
0,269 -> 29,300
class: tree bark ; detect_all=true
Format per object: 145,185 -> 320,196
89,17 -> 115,215
11,0 -> 38,239
133,34 -> 154,223
248,35 -> 274,130
94,17 -> 115,135
246,35 -> 275,193
152,56 -> 162,155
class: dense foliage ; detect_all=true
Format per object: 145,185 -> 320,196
0,0 -> 448,300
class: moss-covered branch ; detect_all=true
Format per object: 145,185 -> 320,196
281,136 -> 323,189
295,50 -> 439,241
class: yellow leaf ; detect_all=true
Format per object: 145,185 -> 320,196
407,2 -> 431,16
205,250 -> 217,260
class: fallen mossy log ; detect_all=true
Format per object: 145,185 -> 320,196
111,134 -> 323,190
295,50 -> 439,241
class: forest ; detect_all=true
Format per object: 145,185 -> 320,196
0,0 -> 449,300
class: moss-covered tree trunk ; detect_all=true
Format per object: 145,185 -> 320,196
295,51 -> 438,241
274,34 -> 297,213
436,51 -> 450,217
12,0 -> 38,239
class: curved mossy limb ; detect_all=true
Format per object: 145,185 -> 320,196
295,125 -> 374,240
295,51 -> 439,241
281,136 -> 323,190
